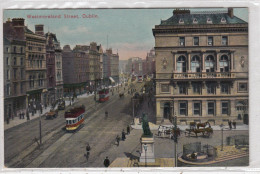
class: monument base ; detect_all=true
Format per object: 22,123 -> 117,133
139,135 -> 155,163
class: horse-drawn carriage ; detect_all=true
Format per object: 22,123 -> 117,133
158,125 -> 181,139
46,109 -> 58,119
185,122 -> 213,137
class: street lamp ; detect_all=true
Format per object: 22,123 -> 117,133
220,123 -> 224,151
143,143 -> 148,167
173,112 -> 178,167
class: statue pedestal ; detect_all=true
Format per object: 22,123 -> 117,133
140,135 -> 155,163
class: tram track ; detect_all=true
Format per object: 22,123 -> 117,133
5,83 -> 141,168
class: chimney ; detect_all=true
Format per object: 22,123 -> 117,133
35,24 -> 44,36
12,18 -> 25,27
228,8 -> 234,18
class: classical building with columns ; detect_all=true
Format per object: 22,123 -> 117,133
152,8 -> 248,125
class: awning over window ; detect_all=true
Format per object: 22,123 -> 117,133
109,77 -> 115,83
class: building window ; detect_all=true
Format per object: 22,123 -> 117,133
192,82 -> 201,94
21,47 -> 23,53
6,84 -> 10,95
40,60 -> 42,68
222,36 -> 228,45
205,55 -> 215,72
177,56 -> 187,72
207,101 -> 215,115
13,83 -> 17,95
179,37 -> 185,46
207,82 -> 216,94
208,36 -> 213,46
13,46 -> 16,53
20,83 -> 23,93
13,69 -> 17,80
193,18 -> 198,24
191,55 -> 200,72
222,101 -> 229,115
6,47 -> 9,53
20,58 -> 23,66
221,83 -> 230,94
6,70 -> 10,80
221,17 -> 226,23
179,101 -> 187,116
161,84 -> 170,93
14,57 -> 17,65
179,83 -> 187,94
193,102 -> 201,116
220,55 -> 229,72
20,69 -> 24,79
238,82 -> 248,92
207,18 -> 212,24
179,18 -> 184,24
6,57 -> 9,65
193,37 -> 199,46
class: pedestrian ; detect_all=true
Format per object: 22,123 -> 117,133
116,135 -> 120,146
232,120 -> 236,129
127,125 -> 130,135
26,111 -> 30,120
19,112 -> 22,119
122,129 -> 126,141
105,111 -> 108,117
22,112 -> 25,119
103,157 -> 110,167
228,120 -> 232,130
40,105 -> 43,114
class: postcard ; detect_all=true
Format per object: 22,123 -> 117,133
3,8 -> 248,168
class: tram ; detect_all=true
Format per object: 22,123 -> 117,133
65,105 -> 85,132
99,88 -> 109,102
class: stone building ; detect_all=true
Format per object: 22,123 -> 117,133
145,48 -> 156,76
126,57 -> 143,76
89,42 -> 101,89
3,18 -> 27,122
62,45 -> 89,96
25,24 -> 47,109
102,53 -> 111,86
45,32 -> 63,102
152,8 -> 248,125
106,48 -> 119,84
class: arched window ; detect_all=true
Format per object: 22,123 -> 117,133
38,74 -> 41,86
220,55 -> 229,72
177,56 -> 186,72
205,55 -> 215,72
191,55 -> 200,72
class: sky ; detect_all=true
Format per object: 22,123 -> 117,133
4,8 -> 248,60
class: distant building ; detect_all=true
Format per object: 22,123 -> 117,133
145,48 -> 156,76
126,57 -> 143,76
152,8 -> 248,125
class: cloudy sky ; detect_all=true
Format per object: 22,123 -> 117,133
4,8 -> 248,60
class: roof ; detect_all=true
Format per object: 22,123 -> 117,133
160,10 -> 247,26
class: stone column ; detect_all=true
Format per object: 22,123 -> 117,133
230,100 -> 236,118
230,51 -> 235,72
187,51 -> 191,72
216,100 -> 221,117
201,52 -> 205,72
201,100 -> 207,117
171,51 -> 176,72
216,50 -> 220,72
188,100 -> 193,117
156,100 -> 163,125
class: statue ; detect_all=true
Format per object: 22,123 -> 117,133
142,113 -> 152,137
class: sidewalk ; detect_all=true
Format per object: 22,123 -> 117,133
4,100 -> 75,131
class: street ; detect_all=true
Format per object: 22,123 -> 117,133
4,81 -> 145,168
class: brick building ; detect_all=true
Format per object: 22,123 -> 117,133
3,18 -> 27,122
152,8 -> 248,125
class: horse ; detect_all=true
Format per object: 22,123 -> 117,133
197,121 -> 211,129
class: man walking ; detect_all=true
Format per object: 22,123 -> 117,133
122,129 -> 126,141
104,157 -> 110,167
116,135 -> 120,146
127,125 -> 130,135
85,143 -> 91,161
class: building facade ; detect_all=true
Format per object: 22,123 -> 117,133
3,18 -> 27,122
25,24 -> 47,109
153,8 -> 248,125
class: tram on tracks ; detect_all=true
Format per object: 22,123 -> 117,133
65,105 -> 85,132
98,88 -> 109,102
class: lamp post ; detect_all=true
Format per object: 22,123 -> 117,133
39,110 -> 42,145
173,112 -> 178,167
143,143 -> 148,167
220,123 -> 224,151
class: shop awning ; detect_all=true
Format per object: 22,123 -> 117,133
109,77 -> 115,83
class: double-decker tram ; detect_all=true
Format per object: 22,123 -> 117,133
99,88 -> 109,102
65,105 -> 85,132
